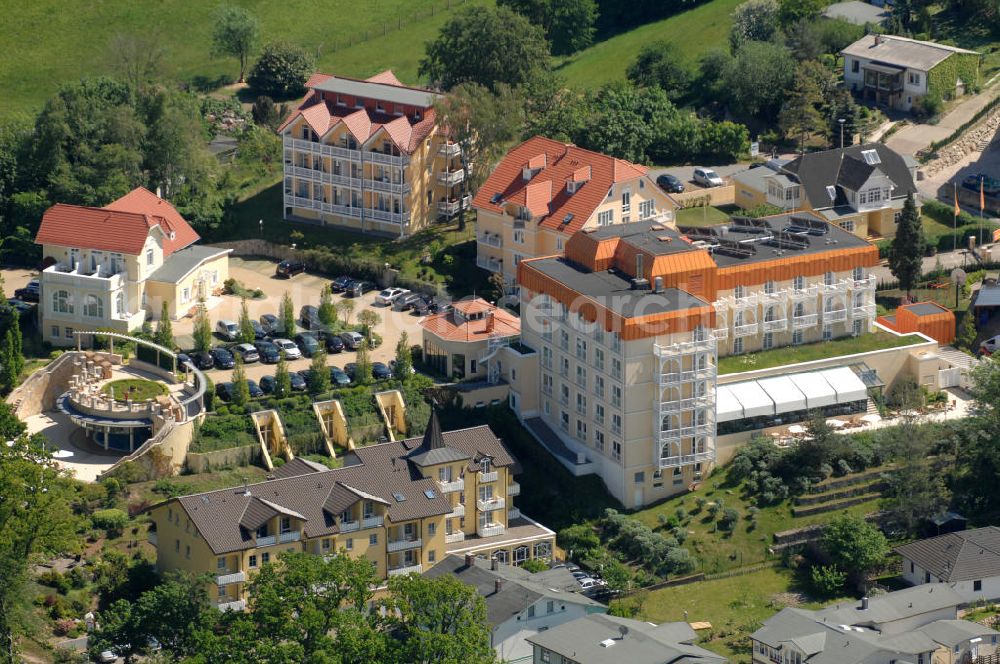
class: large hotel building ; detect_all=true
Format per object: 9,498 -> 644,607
279,70 -> 467,236
514,215 -> 879,507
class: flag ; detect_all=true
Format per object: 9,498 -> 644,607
981,177 -> 986,213
955,187 -> 961,217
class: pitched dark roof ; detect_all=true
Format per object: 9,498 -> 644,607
895,526 -> 1000,582
836,156 -> 878,191
166,424 -> 511,554
781,143 -> 917,209
406,410 -> 472,466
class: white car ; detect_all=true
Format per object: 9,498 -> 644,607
216,320 -> 239,341
375,288 -> 409,306
980,334 -> 1000,355
272,338 -> 302,360
578,578 -> 598,590
97,651 -> 117,663
693,167 -> 725,188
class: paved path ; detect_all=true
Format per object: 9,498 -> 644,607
869,246 -> 985,283
887,86 -> 1000,156
24,411 -> 118,482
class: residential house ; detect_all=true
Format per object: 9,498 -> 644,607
896,526 -> 1000,603
278,70 -> 468,236
424,554 -> 606,662
842,34 -> 980,112
473,136 -> 677,289
733,143 -> 920,238
751,584 -> 999,664
512,215 -> 878,506
146,413 -> 554,610
526,613 -> 725,664
420,297 -> 521,382
35,187 -> 230,346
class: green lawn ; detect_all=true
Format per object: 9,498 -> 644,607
674,205 -> 733,227
100,379 -> 168,402
0,0 -> 492,115
718,331 -> 927,374
130,466 -> 271,505
555,0 -> 741,89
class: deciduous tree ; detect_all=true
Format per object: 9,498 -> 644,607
154,301 -> 175,350
247,42 -> 314,99
357,309 -> 381,342
723,41 -> 795,122
318,285 -> 336,327
274,354 -> 292,397
231,354 -> 250,407
498,0 -> 598,55
820,514 -> 888,587
280,292 -> 295,338
394,331 -> 413,379
211,5 -> 260,83
307,350 -> 329,395
729,0 -> 781,51
335,298 -> 355,326
355,339 -> 373,385
237,297 -> 255,344
626,41 -> 692,101
193,302 -> 212,353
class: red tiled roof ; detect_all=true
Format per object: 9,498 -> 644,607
35,187 -> 199,257
276,70 -> 438,155
420,298 -> 520,343
472,136 -> 651,235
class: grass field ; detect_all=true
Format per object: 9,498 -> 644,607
0,0 -> 491,115
555,0 -> 741,89
101,378 -> 169,402
718,331 -> 927,374
674,205 -> 733,227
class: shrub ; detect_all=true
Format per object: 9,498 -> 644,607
248,41 -> 314,98
719,507 -> 740,530
810,564 -> 847,595
91,508 -> 129,536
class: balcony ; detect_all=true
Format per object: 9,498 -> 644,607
367,208 -> 409,225
823,308 -> 848,323
478,232 -> 503,248
850,277 -> 877,291
658,450 -> 714,469
477,523 -> 506,538
279,531 -> 301,544
792,314 -> 819,329
217,599 -> 247,612
790,285 -> 820,301
44,263 -> 125,292
388,563 -> 423,577
733,322 -> 759,338
438,195 -> 472,217
366,150 -> 409,166
438,169 -> 466,186
851,304 -> 876,319
658,423 -> 715,443
256,535 -> 276,547
387,538 -> 423,553
821,280 -> 848,295
479,470 -> 498,483
445,531 -> 466,544
361,515 -> 384,529
448,503 -> 465,518
216,571 -> 246,586
508,507 -> 522,520
477,496 -> 505,512
762,318 -> 788,333
366,177 -> 410,194
507,482 -> 521,496
339,520 -> 360,533
147,531 -> 157,547
283,135 -> 361,161
439,142 -> 462,158
438,477 -> 465,493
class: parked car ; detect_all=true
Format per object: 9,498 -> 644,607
253,340 -> 280,364
571,571 -> 588,580
191,351 -> 215,370
412,296 -> 431,316
246,379 -> 264,398
216,320 -> 239,341
260,313 -> 284,337
299,305 -> 321,330
578,578 -> 598,590
340,331 -> 365,350
428,298 -> 453,315
345,280 -> 374,297
272,338 -> 302,360
289,371 -> 307,391
215,382 -> 235,402
176,353 -> 192,373
250,319 -> 267,340
393,292 -> 423,312
275,260 -> 306,278
232,343 -> 260,363
330,367 -> 351,387
209,347 -> 235,369
693,167 -> 725,188
656,173 -> 685,193
375,287 -> 409,306
294,332 -> 320,357
372,362 -> 392,380
324,334 -> 345,353
331,275 -> 354,293
97,650 -> 117,663
981,334 -> 1000,355
344,363 -> 357,379
259,375 -> 277,394
13,279 -> 39,302
7,298 -> 33,316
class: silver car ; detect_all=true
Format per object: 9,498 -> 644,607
272,338 -> 302,360
693,167 -> 725,188
216,320 -> 239,341
232,343 -> 260,363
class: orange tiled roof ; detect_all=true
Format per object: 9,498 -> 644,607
420,299 -> 520,343
36,187 -> 199,257
277,71 -> 438,155
472,136 -> 650,235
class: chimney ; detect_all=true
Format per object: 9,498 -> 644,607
491,557 -> 499,571
860,597 -> 869,610
465,553 -> 475,568
874,34 -> 884,46
494,579 -> 503,594
635,253 -> 644,280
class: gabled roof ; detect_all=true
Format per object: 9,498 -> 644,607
780,143 -> 917,209
895,526 -> 1000,582
842,34 -> 979,71
420,297 -> 521,343
472,136 -> 652,235
35,187 -> 200,257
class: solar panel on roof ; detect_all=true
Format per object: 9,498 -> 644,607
764,231 -> 809,250
677,225 -> 718,238
713,239 -> 756,258
730,216 -> 771,233
786,215 -> 829,236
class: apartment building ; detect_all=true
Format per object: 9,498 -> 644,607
278,70 -> 468,236
34,187 -> 230,346
472,136 -> 677,288
146,413 -> 553,610
513,214 -> 878,507
751,585 -> 999,664
733,143 -> 919,238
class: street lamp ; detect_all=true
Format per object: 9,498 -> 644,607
838,118 -> 846,149
258,219 -> 263,237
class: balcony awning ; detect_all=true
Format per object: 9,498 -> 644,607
818,366 -> 869,403
716,386 -> 744,422
726,381 -> 775,418
757,376 -> 807,414
863,62 -> 904,75
789,373 -> 838,408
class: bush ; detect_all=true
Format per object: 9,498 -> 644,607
91,508 -> 129,536
248,41 -> 314,98
810,564 -> 847,596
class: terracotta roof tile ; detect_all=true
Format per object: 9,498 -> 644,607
525,180 -> 553,217
472,136 -> 651,235
366,70 -> 404,86
420,298 -> 520,342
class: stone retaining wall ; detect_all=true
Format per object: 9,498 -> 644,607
186,445 -> 260,473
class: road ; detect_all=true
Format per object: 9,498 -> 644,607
887,86 -> 1000,157
869,246 -> 989,284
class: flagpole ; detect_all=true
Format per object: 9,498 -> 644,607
980,175 -> 985,248
954,182 -> 959,255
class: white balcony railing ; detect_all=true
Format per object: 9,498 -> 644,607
339,520 -> 360,533
445,532 -> 466,544
792,314 -> 819,329
790,285 -> 820,301
821,280 -> 848,294
477,496 -> 505,512
387,538 -> 422,553
733,322 -> 759,338
508,507 -> 522,520
658,424 -> 715,443
438,169 -> 466,186
367,150 -> 409,166
366,177 -> 409,194
438,195 -> 472,216
507,482 -> 521,496
851,304 -> 876,319
823,309 -> 848,323
44,263 -> 125,292
217,599 -> 247,612
478,233 -> 503,248
216,571 -> 246,585
361,515 -> 384,529
477,523 -> 506,538
279,531 -> 301,544
449,504 -> 466,518
658,450 -> 714,469
439,142 -> 462,158
439,477 -> 465,493
256,535 -> 276,547
762,318 -> 788,333
479,471 -> 498,483
387,563 -> 423,577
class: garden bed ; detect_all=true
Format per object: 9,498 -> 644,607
100,379 -> 168,402
718,331 -> 926,374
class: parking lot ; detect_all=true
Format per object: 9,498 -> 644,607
647,163 -> 748,191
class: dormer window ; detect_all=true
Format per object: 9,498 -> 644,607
861,149 -> 880,165
280,517 -> 291,533
255,524 -> 268,538
480,458 -> 491,475
825,185 -> 836,201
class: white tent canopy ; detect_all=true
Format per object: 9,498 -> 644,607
789,373 -> 838,409
726,380 -> 775,418
716,386 -> 744,422
819,366 -> 868,403
757,375 -> 807,414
